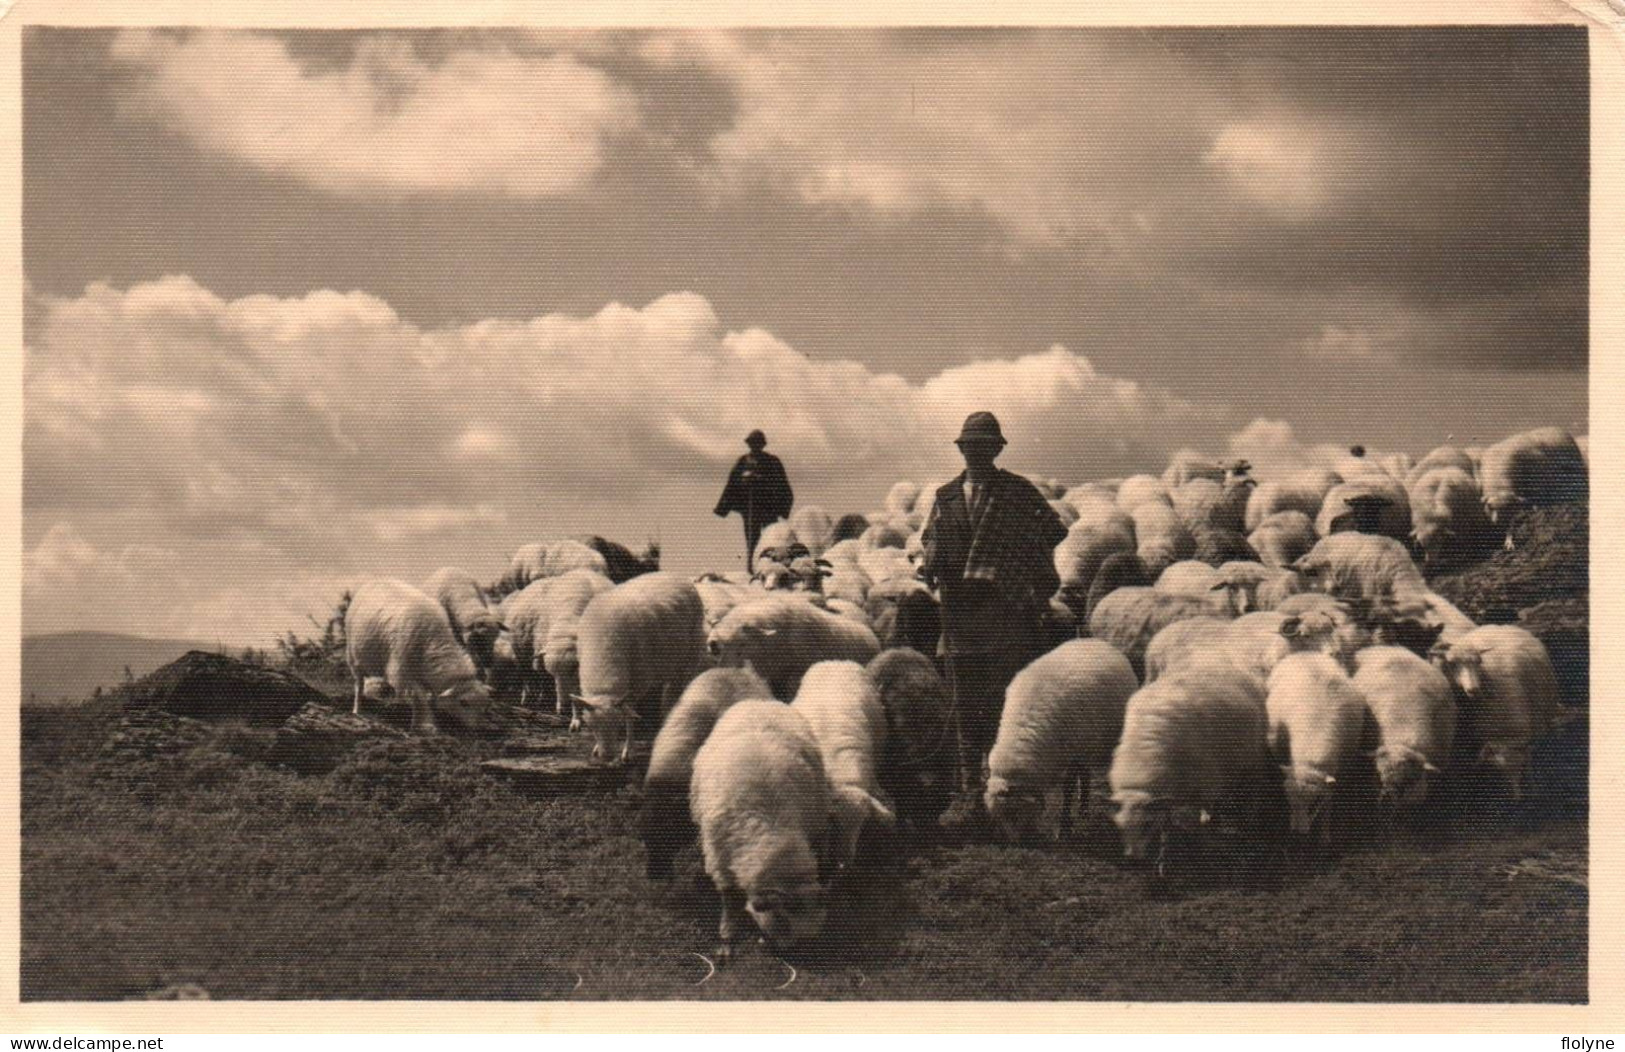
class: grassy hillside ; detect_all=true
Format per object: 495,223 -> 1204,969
22,632 -> 217,705
19,505 -> 1589,1002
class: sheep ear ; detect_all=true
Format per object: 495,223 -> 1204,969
1422,760 -> 1441,774
1278,616 -> 1301,638
1208,580 -> 1229,591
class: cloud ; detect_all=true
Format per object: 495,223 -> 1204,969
1225,418 -> 1390,479
24,277 -> 1231,642
108,30 -> 641,199
1201,118 -> 1382,222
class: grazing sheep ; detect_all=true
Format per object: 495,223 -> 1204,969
865,576 -> 942,656
423,566 -> 509,681
1406,445 -> 1478,489
1088,586 -> 1237,679
640,667 -> 776,880
1248,510 -> 1317,570
520,570 -> 617,729
574,572 -> 707,764
884,481 -> 922,519
709,595 -> 883,699
1351,646 -> 1456,815
789,506 -> 837,556
508,539 -> 610,591
1244,470 -> 1341,533
1479,426 -> 1588,536
1154,560 -> 1222,596
1162,449 -> 1227,489
1190,524 -> 1260,568
1429,625 -> 1576,799
791,661 -> 896,868
1130,500 -> 1196,577
1292,532 -> 1427,605
496,577 -> 558,709
690,700 -> 830,958
346,578 -> 493,735
1055,516 -> 1137,610
1109,665 -> 1270,866
1379,589 -> 1478,647
1266,652 -> 1369,840
1408,467 -> 1494,569
1316,477 -> 1412,542
1143,607 -> 1359,688
986,640 -> 1139,843
1116,474 -> 1171,514
1082,551 -> 1154,624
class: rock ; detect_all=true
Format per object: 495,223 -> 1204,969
122,651 -> 329,725
479,755 -> 632,796
267,701 -> 407,775
101,710 -> 213,764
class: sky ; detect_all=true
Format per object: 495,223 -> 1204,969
22,26 -> 1590,645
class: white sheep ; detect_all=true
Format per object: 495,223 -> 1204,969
822,538 -> 863,569
1162,449 -> 1226,489
857,545 -> 916,585
509,569 -> 615,729
1153,560 -> 1222,596
423,566 -> 509,682
1408,466 -> 1493,568
1116,474 -> 1171,514
508,539 -> 610,591
345,578 -> 493,735
752,520 -> 799,565
1142,609 -> 1351,689
1109,664 -> 1270,866
1351,646 -> 1456,814
1087,586 -> 1237,679
985,639 -> 1139,843
574,572 -> 707,764
708,594 -> 882,699
1478,426 -> 1588,535
791,661 -> 896,867
1248,510 -> 1317,570
1215,561 -> 1304,613
1316,476 -> 1412,542
694,575 -> 769,632
1429,625 -> 1576,799
1243,469 -> 1341,533
789,506 -> 837,556
1292,532 -> 1427,604
640,667 -> 775,880
1055,515 -> 1137,607
1265,652 -> 1369,840
822,567 -> 872,607
1406,445 -> 1477,489
690,700 -> 830,957
1130,500 -> 1196,577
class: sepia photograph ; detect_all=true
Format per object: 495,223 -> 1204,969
10,1 -> 1610,1025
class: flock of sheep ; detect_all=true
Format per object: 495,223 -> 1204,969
340,424 -> 1588,959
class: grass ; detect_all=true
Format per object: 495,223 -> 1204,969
20,504 -> 1589,1002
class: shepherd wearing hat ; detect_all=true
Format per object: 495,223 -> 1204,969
920,411 -> 1068,789
713,429 -> 794,574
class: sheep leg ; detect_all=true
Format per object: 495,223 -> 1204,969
618,709 -> 635,765
408,691 -> 438,736
716,888 -> 748,963
351,668 -> 365,717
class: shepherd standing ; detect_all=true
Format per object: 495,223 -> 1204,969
714,430 -> 794,574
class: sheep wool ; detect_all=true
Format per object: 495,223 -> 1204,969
1162,449 -> 1226,489
1479,426 -> 1588,525
1316,477 -> 1413,542
789,506 -> 838,556
575,572 -> 707,764
690,700 -> 830,954
1130,500 -> 1196,577
1054,517 -> 1137,608
1431,625 -> 1573,799
1154,560 -> 1222,597
1352,646 -> 1456,814
791,661 -> 895,866
509,539 -> 610,591
640,667 -> 775,879
1087,586 -> 1237,679
346,578 -> 492,735
1248,511 -> 1317,570
1293,532 -> 1427,604
986,640 -> 1139,842
1406,445 -> 1478,489
709,594 -> 883,699
1116,474 -> 1171,514
1244,470 -> 1340,533
884,480 -> 922,519
1266,652 -> 1369,838
1109,665 -> 1269,862
1408,467 -> 1493,568
530,570 -> 617,729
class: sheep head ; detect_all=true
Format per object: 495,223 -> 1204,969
1374,745 -> 1440,814
985,776 -> 1046,844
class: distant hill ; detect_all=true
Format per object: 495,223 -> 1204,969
22,632 -> 221,705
